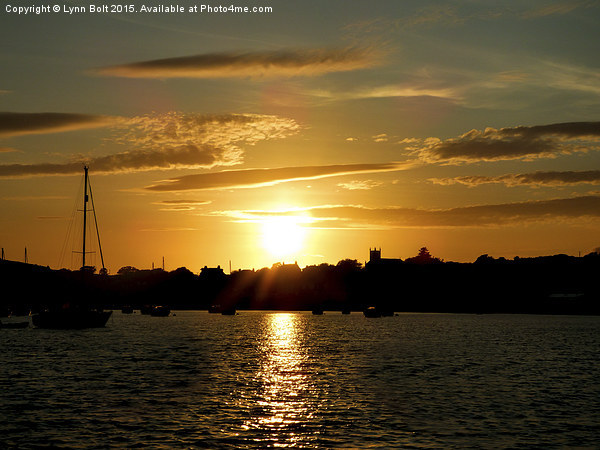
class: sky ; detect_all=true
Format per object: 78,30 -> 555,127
1,0 -> 600,273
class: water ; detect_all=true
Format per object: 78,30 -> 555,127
1,312 -> 599,448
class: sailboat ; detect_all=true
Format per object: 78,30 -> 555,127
31,166 -> 112,329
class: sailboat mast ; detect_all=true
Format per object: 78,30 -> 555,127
82,165 -> 88,268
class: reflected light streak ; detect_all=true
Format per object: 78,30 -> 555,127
244,313 -> 316,447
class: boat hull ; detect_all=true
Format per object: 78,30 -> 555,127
1,320 -> 30,329
32,310 -> 112,329
150,306 -> 170,317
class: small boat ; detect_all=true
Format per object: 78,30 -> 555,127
363,306 -> 382,318
208,304 -> 221,314
312,308 -> 324,315
209,304 -> 236,315
0,318 -> 30,329
140,305 -> 153,315
32,306 -> 111,329
150,305 -> 170,317
341,308 -> 351,315
121,305 -> 134,314
31,166 -> 112,329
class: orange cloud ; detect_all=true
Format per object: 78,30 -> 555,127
431,170 -> 600,187
145,162 -> 412,191
226,195 -> 600,228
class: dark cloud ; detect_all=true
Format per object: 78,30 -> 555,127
0,144 -> 228,178
0,112 -> 116,137
93,47 -> 379,79
412,121 -> 600,163
231,195 -> 600,228
0,113 -> 298,178
432,170 -> 600,187
145,162 -> 410,191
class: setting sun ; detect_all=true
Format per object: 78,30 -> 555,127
261,216 -> 307,260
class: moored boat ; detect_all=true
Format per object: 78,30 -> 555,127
32,307 -> 111,329
30,166 -> 113,329
0,316 -> 30,329
150,305 -> 170,317
363,306 -> 382,318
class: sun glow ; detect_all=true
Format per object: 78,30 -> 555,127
261,215 -> 307,260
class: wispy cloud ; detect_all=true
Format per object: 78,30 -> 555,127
309,83 -> 462,103
520,1 -> 594,18
221,196 -> 600,229
145,162 -> 413,192
93,47 -> 379,79
153,199 -> 212,211
337,180 -> 383,190
0,147 -> 16,153
0,112 -> 117,137
408,121 -> 600,163
2,195 -> 68,201
431,170 -> 600,187
154,199 -> 212,205
372,133 -> 389,143
0,113 -> 299,177
344,2 -> 594,33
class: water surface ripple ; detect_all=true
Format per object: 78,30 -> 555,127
1,312 -> 599,448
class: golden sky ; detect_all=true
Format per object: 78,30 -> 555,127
1,1 -> 600,273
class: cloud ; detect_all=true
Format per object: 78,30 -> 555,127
155,199 -> 211,205
93,47 -> 379,79
372,133 -> 389,143
431,170 -> 600,187
2,195 -> 67,201
0,113 -> 299,177
0,112 -> 117,137
309,83 -> 462,103
337,180 -> 383,190
410,121 -> 600,163
223,196 -> 600,229
344,2 -> 593,33
0,147 -> 16,153
145,162 -> 413,191
153,199 -> 212,211
520,1 -> 593,18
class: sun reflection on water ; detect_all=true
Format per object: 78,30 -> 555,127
244,313 -> 316,447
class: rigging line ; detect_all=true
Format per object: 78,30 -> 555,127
58,174 -> 84,269
87,175 -> 105,271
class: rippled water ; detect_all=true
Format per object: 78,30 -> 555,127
1,312 -> 599,448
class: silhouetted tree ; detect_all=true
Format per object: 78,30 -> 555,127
336,259 -> 363,272
405,247 -> 442,264
117,266 -> 139,275
475,254 -> 495,264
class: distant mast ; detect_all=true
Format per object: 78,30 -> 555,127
78,165 -> 106,273
82,165 -> 88,268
